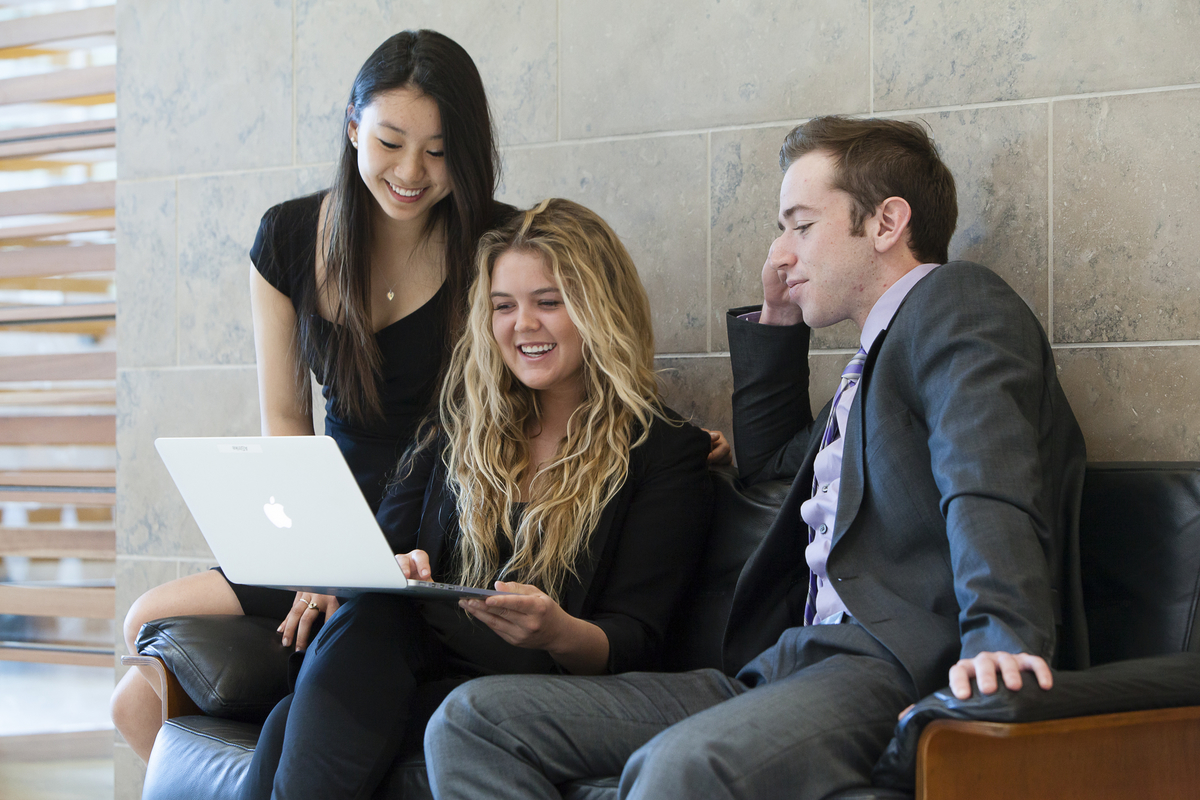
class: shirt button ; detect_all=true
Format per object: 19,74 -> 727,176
818,524 -> 828,535
821,484 -> 829,492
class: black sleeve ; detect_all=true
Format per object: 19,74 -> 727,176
586,419 -> 715,673
249,202 -> 293,298
374,443 -> 439,555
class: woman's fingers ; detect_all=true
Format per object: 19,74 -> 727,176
394,549 -> 432,580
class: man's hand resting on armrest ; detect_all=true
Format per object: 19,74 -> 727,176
949,651 -> 1054,699
898,651 -> 1053,719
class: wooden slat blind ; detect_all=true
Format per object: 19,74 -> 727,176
0,5 -> 119,659
0,6 -> 115,49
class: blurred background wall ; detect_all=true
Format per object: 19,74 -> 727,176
114,1 -> 1200,795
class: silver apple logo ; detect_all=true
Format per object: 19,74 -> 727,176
263,496 -> 292,529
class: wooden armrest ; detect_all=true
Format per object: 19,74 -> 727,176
917,705 -> 1200,800
121,654 -> 202,723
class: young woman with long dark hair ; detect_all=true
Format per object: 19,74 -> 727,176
111,30 -> 513,762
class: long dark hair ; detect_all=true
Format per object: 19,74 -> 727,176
298,30 -> 500,424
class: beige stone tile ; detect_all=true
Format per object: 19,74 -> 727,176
919,105 -> 1049,328
709,125 -> 859,351
116,367 -> 260,559
114,742 -> 146,800
295,0 -> 557,163
116,0 -> 293,179
874,1 -> 1200,110
1056,345 -> 1200,461
1053,91 -> 1200,343
655,355 -> 733,445
176,167 -> 330,366
499,135 -> 708,353
117,180 -> 177,369
560,0 -> 869,137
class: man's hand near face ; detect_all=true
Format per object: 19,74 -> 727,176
758,243 -> 804,326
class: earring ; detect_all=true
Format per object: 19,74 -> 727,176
351,138 -> 358,149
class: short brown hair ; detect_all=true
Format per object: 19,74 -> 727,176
780,116 -> 957,264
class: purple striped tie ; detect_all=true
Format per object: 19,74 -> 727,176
804,347 -> 867,625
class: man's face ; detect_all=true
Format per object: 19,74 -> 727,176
770,151 -> 881,330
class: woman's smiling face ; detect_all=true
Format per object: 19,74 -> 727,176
347,86 -> 452,226
490,249 -> 585,402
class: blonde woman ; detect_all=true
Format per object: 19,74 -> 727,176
239,198 -> 715,799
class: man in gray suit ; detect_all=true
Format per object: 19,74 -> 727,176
424,116 -> 1087,799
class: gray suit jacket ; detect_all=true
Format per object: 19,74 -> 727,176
722,262 -> 1088,697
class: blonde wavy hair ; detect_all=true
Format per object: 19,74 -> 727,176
439,198 -> 665,600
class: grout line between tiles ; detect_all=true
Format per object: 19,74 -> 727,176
1047,100 -> 1054,344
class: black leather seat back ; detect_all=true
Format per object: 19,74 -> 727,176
1080,463 -> 1200,665
661,466 -> 790,673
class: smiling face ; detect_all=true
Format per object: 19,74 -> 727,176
771,150 -> 884,330
347,86 -> 453,227
490,248 -> 585,403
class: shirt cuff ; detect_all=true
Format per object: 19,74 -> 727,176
738,310 -> 762,323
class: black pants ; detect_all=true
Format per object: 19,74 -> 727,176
238,593 -> 464,800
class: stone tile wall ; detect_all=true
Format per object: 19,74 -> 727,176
114,1 -> 1200,795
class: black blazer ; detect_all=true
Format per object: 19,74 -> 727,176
375,412 -> 714,674
722,262 -> 1088,697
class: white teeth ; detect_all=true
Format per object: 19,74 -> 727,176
519,343 -> 555,355
387,181 -> 423,197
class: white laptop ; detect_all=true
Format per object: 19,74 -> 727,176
155,435 -> 503,600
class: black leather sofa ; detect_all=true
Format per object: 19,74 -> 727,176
127,463 -> 1200,799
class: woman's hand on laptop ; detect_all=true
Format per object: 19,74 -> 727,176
278,592 -> 340,650
396,549 -> 432,580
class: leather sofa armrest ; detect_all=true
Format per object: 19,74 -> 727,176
873,652 -> 1200,790
134,615 -> 295,723
121,654 -> 202,724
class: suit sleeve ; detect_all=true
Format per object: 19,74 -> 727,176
908,268 -> 1077,661
586,421 -> 715,674
726,306 -> 819,485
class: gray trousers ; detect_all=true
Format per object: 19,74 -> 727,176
424,621 -> 918,800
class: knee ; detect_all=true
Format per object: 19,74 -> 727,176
425,677 -> 518,751
122,592 -> 155,654
110,671 -> 147,733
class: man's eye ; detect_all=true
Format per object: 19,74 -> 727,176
794,223 -> 812,233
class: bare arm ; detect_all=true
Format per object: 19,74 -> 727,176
250,266 -> 315,437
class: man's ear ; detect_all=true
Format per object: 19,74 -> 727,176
870,196 -> 912,255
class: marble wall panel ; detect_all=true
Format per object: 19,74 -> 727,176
114,743 -> 147,800
117,367 -> 260,559
560,0 -> 869,138
116,0 -> 293,179
176,166 -> 330,366
875,1 -> 1200,110
1053,91 -> 1200,343
294,0 -> 557,164
1056,345 -> 1200,461
499,135 -> 708,353
655,355 -> 733,444
117,180 -> 177,369
919,104 -> 1049,328
710,125 -> 858,351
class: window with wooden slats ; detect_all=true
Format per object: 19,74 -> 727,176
0,0 -> 116,670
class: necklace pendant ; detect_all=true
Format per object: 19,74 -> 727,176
386,290 -> 395,301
